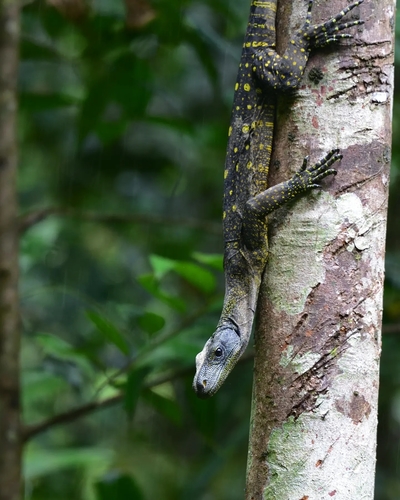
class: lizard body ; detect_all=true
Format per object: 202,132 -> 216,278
193,0 -> 364,398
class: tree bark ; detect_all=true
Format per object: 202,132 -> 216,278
0,1 -> 21,500
246,0 -> 394,498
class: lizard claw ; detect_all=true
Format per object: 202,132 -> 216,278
300,155 -> 310,172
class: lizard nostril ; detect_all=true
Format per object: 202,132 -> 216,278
202,379 -> 207,387
196,381 -> 205,394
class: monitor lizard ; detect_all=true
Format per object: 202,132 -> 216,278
193,0 -> 364,398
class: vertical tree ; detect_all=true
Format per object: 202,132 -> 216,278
0,1 -> 21,500
246,0 -> 394,498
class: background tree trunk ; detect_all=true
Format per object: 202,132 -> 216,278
246,0 -> 394,498
0,1 -> 21,500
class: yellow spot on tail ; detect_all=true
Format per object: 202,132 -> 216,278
232,205 -> 237,212
235,164 -> 239,171
247,161 -> 253,169
242,125 -> 250,133
228,126 -> 232,136
234,147 -> 238,153
223,211 -> 226,219
235,82 -> 239,91
244,83 -> 251,91
224,169 -> 228,179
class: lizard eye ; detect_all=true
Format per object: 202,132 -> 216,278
214,347 -> 223,357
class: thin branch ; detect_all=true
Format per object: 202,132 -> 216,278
23,395 -> 121,443
382,323 -> 400,334
91,305 -> 208,392
94,303 -> 213,396
0,1 -> 22,498
19,207 -> 220,235
22,321 -> 398,442
22,351 -> 254,442
124,0 -> 155,28
22,370 -> 185,442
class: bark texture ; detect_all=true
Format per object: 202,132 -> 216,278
0,1 -> 21,500
246,0 -> 394,498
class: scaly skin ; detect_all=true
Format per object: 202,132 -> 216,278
193,0 -> 364,398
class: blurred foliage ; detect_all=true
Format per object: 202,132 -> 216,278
17,0 -> 400,499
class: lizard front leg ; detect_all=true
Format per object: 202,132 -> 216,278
251,0 -> 364,91
242,149 -> 342,250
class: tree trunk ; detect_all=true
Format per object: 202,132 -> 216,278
246,0 -> 394,498
0,1 -> 21,500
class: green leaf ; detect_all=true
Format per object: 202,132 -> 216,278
143,387 -> 182,426
174,261 -> 216,293
24,447 -> 112,480
35,333 -> 94,376
95,119 -> 128,145
183,25 -> 218,87
137,274 -> 186,312
86,310 -> 129,355
138,311 -> 166,335
20,92 -> 79,111
78,83 -> 109,141
192,252 -> 224,271
124,367 -> 149,418
150,254 -> 216,293
96,473 -> 143,500
20,37 -> 60,60
138,327 -> 201,368
149,254 -> 176,279
35,332 -> 73,357
112,55 -> 152,117
22,370 -> 68,405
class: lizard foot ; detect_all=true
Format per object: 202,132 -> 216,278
299,148 -> 342,189
303,0 -> 364,48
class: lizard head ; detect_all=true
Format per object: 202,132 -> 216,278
193,325 -> 242,398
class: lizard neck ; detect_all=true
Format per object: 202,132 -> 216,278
218,245 -> 265,355
218,1 -> 278,362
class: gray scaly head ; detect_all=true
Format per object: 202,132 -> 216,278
193,324 -> 244,399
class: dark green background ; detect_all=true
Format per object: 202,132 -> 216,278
19,0 -> 400,498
